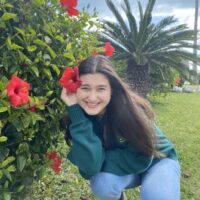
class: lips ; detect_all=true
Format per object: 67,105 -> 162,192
85,102 -> 99,109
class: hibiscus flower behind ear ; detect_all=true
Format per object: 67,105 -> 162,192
104,42 -> 115,57
59,66 -> 82,93
6,75 -> 30,108
60,0 -> 79,16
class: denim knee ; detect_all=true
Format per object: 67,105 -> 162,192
90,172 -> 122,200
140,158 -> 180,200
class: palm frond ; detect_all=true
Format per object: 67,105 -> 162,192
138,1 -> 143,22
149,50 -> 200,66
156,16 -> 177,30
137,0 -> 156,48
102,20 -> 136,52
105,0 -> 129,36
144,27 -> 196,53
122,1 -> 138,44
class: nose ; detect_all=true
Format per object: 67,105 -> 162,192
88,91 -> 98,102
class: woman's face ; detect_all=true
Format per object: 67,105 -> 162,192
76,73 -> 112,116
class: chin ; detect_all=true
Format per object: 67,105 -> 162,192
84,109 -> 101,116
82,106 -> 104,116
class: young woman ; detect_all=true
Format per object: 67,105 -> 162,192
60,55 -> 180,200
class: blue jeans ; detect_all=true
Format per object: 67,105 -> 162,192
90,158 -> 180,200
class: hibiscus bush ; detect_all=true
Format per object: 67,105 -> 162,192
0,0 -> 100,199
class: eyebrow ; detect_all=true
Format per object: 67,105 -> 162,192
81,84 -> 108,87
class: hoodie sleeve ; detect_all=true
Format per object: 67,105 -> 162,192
66,104 -> 105,178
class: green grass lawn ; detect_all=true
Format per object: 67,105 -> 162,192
24,92 -> 200,200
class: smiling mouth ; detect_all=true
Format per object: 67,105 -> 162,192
85,102 -> 100,108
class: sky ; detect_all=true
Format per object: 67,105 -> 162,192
77,0 -> 200,29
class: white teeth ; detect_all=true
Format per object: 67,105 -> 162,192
86,102 -> 98,107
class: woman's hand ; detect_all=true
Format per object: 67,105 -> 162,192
60,88 -> 78,106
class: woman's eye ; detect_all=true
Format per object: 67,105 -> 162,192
81,87 -> 89,91
98,88 -> 106,91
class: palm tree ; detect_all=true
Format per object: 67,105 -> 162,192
102,0 -> 200,97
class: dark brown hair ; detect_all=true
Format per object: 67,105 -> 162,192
63,55 -> 161,157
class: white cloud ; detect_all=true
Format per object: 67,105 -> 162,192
171,8 -> 198,29
103,16 -> 116,23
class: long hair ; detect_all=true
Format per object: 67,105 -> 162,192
62,55 -> 161,157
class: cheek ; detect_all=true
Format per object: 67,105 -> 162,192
102,92 -> 112,102
76,90 -> 84,100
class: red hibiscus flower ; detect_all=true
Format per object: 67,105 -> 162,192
51,164 -> 61,173
104,42 -> 115,57
29,105 -> 36,112
51,156 -> 62,173
175,77 -> 181,84
46,151 -> 62,173
59,66 -> 82,93
92,49 -> 99,56
6,75 -> 30,108
60,0 -> 79,16
47,151 -> 57,160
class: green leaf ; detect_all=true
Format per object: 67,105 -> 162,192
1,13 -> 16,21
55,35 -> 64,42
33,96 -> 41,105
0,136 -> 7,142
11,43 -> 23,50
17,185 -> 24,192
44,36 -> 52,44
18,50 -> 32,64
0,21 -> 6,28
17,156 -> 26,172
30,66 -> 39,77
10,117 -> 23,131
43,53 -> 51,60
21,115 -> 31,128
0,107 -> 8,113
34,39 -> 47,47
6,37 -> 12,47
63,52 -> 75,61
0,81 -> 4,91
0,170 -> 3,179
4,171 -> 12,182
30,112 -> 45,125
50,98 -> 56,104
1,76 -> 8,85
0,156 -> 15,168
43,69 -> 52,80
47,46 -> 56,59
51,64 -> 60,76
7,165 -> 16,173
28,27 -> 36,37
3,192 -> 11,200
66,43 -> 72,51
18,142 -> 29,153
27,45 -> 37,52
4,180 -> 9,188
0,147 -> 9,163
14,27 -> 25,36
33,0 -> 45,6
3,3 -> 13,8
46,91 -> 54,97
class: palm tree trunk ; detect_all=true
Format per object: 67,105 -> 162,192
126,59 -> 149,98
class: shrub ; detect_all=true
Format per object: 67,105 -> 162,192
0,0 -> 99,199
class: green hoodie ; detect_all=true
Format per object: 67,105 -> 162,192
67,104 -> 177,180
